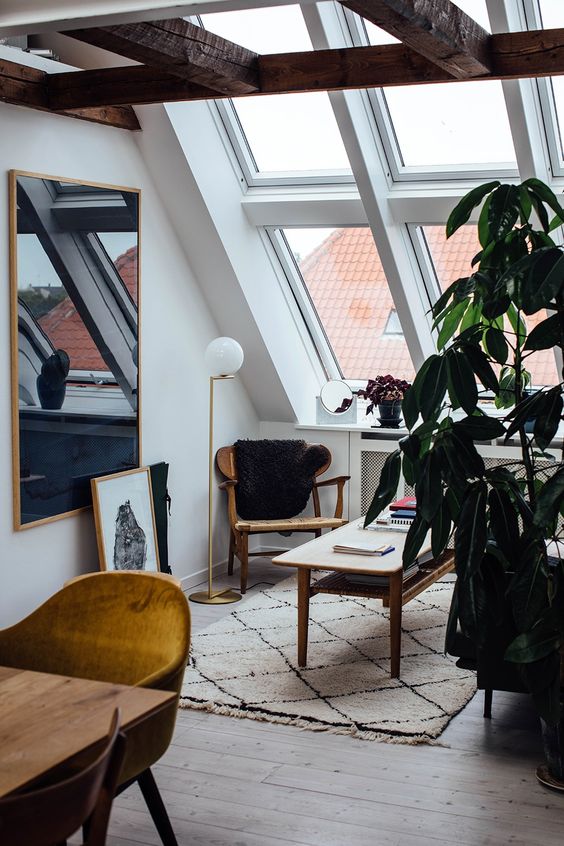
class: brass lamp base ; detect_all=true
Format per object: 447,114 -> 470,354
189,588 -> 241,605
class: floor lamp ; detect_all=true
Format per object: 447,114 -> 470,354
190,337 -> 244,605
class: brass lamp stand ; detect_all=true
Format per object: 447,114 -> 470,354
190,338 -> 243,605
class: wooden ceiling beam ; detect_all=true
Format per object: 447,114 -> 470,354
0,58 -> 140,130
65,18 -> 259,96
45,27 -> 564,111
339,0 -> 492,78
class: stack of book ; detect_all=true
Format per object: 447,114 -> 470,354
366,497 -> 417,531
389,496 -> 416,524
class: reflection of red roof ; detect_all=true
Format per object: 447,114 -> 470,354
301,227 -> 557,385
38,246 -> 137,372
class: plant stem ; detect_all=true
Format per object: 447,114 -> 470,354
514,307 -> 537,507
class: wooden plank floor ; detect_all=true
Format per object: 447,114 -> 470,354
100,559 -> 564,845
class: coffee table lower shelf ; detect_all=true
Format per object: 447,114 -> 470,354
298,551 -> 455,678
311,552 -> 455,607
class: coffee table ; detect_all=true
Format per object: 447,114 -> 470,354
272,518 -> 454,678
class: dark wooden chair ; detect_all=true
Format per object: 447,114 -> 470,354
217,442 -> 350,594
0,709 -> 125,846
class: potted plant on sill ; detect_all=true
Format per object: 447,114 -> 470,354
365,177 -> 564,785
358,374 -> 411,428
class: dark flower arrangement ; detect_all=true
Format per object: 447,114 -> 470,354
358,375 -> 411,415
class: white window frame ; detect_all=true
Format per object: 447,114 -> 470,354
265,227 -> 342,380
522,0 -> 564,178
341,6 -> 520,184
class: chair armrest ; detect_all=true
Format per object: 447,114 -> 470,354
312,475 -> 350,519
218,479 -> 238,527
313,475 -> 351,489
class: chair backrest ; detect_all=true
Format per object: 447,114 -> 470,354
0,572 -> 190,691
217,440 -> 332,520
0,709 -> 125,846
217,442 -> 332,482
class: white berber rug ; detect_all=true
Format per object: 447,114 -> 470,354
180,574 -> 476,742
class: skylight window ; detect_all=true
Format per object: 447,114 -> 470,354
355,0 -> 517,176
537,0 -> 564,164
201,7 -> 351,179
282,227 -> 415,381
421,224 -> 558,387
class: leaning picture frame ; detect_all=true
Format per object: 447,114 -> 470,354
91,467 -> 160,572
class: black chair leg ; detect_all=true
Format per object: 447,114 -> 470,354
137,769 -> 178,846
484,689 -> 493,719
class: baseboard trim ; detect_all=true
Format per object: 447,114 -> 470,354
178,545 -> 289,592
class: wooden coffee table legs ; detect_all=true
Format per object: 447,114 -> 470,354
388,569 -> 403,679
296,566 -> 404,677
297,568 -> 310,667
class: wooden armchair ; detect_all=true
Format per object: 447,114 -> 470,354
217,442 -> 350,593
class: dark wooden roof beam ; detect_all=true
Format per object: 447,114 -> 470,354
45,27 -> 564,111
65,18 -> 259,96
339,0 -> 492,78
0,57 -> 140,130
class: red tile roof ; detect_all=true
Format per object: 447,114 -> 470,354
38,246 -> 138,372
300,227 -> 557,386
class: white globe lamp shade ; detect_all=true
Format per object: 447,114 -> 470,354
205,337 -> 244,377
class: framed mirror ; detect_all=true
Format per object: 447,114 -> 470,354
9,171 -> 141,529
319,380 -> 354,414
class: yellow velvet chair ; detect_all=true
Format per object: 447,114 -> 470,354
0,571 -> 190,846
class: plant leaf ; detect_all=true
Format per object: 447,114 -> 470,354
524,314 -> 561,350
363,450 -> 401,528
420,355 -> 449,420
484,327 -> 508,365
533,466 -> 564,528
505,628 -> 562,664
460,342 -> 499,393
402,513 -> 430,568
446,180 -> 500,239
487,184 -> 520,241
454,415 -> 505,441
488,487 -> 518,563
432,499 -> 452,559
454,481 -> 488,580
446,351 -> 478,415
437,298 -> 469,350
533,387 -> 563,451
509,541 -> 549,632
417,451 -> 442,522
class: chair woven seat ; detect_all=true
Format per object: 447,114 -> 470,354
235,516 -> 347,532
217,441 -> 350,594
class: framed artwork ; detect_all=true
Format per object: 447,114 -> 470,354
9,170 -> 141,530
91,467 -> 160,572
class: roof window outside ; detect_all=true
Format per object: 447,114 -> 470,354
201,6 -> 352,182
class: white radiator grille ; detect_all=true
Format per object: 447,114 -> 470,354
360,450 -> 559,518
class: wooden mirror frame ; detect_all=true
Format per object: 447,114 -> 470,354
9,170 -> 142,530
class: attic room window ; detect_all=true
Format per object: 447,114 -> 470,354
529,0 -> 564,175
200,6 -> 352,184
348,0 -> 518,180
276,226 -> 416,382
419,224 -> 559,388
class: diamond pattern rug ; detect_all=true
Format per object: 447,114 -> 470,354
180,574 -> 476,742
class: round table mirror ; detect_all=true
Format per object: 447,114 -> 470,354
319,380 -> 354,415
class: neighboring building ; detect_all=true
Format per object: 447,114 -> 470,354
37,245 -> 137,373
300,227 -> 557,385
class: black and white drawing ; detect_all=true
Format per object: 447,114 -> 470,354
91,468 -> 160,572
113,499 -> 147,570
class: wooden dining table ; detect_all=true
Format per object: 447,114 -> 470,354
0,665 -> 176,798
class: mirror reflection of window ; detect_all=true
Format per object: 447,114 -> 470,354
12,173 -> 141,528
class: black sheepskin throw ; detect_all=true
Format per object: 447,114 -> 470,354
234,439 -> 329,520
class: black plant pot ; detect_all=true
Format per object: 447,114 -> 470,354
538,711 -> 564,790
376,399 -> 402,428
37,376 -> 66,410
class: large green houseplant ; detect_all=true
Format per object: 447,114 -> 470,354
366,178 -> 564,741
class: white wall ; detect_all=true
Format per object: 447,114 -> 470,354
0,101 -> 259,625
